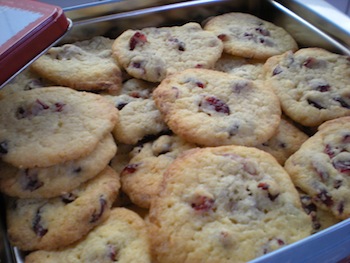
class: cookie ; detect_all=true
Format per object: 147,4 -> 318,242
214,53 -> 264,80
0,133 -> 117,199
6,166 -> 120,251
0,68 -> 54,96
103,79 -> 168,145
285,116 -> 350,220
298,189 -> 340,233
31,36 -> 122,93
204,12 -> 298,59
153,68 -> 281,147
256,117 -> 309,165
112,22 -> 223,82
0,87 -> 118,168
25,208 -> 152,263
121,134 -> 196,208
264,48 -> 350,126
148,146 -> 312,263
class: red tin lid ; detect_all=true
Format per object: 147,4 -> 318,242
0,0 -> 72,88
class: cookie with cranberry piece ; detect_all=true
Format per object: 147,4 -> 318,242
6,166 -> 120,251
31,36 -> 122,93
121,134 -> 196,208
153,68 -> 281,147
0,87 -> 118,168
298,189 -> 340,233
264,48 -> 350,126
148,146 -> 312,263
25,207 -> 152,263
103,79 -> 168,145
0,68 -> 54,96
112,22 -> 223,82
204,12 -> 298,60
0,133 -> 116,199
285,116 -> 350,220
256,117 -> 309,165
214,53 -> 264,80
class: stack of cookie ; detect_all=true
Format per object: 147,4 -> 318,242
0,87 -> 122,251
0,10 -> 348,263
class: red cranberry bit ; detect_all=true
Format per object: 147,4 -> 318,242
0,140 -> 8,155
255,27 -> 270,36
132,62 -> 142,68
313,164 -> 329,182
243,32 -> 255,40
332,158 -> 350,173
90,196 -> 107,223
16,107 -> 28,119
61,193 -> 78,204
303,57 -> 326,69
54,102 -> 65,112
178,42 -> 186,51
217,34 -> 228,41
32,207 -> 48,237
316,189 -> 333,207
116,102 -> 128,110
257,182 -> 269,190
324,144 -> 335,158
196,82 -> 205,89
272,65 -> 283,76
258,182 -> 279,201
108,244 -> 119,261
23,169 -> 44,191
333,180 -> 343,189
200,96 -> 230,115
191,196 -> 215,212
36,99 -> 49,110
316,84 -> 330,92
195,64 -> 204,68
129,32 -> 147,51
121,163 -> 140,175
343,134 -> 350,143
337,201 -> 344,215
300,195 -> 317,215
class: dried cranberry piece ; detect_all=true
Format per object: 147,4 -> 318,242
257,182 -> 279,201
272,65 -> 283,76
217,34 -> 228,41
0,141 -> 8,155
333,180 -> 343,189
116,102 -> 128,110
195,64 -> 203,68
324,144 -> 335,158
316,189 -> 333,207
343,134 -> 350,143
108,244 -> 119,261
191,196 -> 215,212
333,97 -> 350,109
255,27 -> 270,36
54,102 -> 65,112
200,96 -> 230,115
307,98 -> 325,109
36,99 -> 49,110
300,195 -> 317,215
61,193 -> 77,204
303,57 -> 317,68
313,165 -> 329,182
121,163 -> 140,175
178,42 -> 186,51
338,201 -> 344,215
129,32 -> 147,51
316,84 -> 330,92
257,182 -> 269,190
90,196 -> 107,223
332,159 -> 350,173
23,169 -> 43,191
32,207 -> 48,237
196,82 -> 205,89
16,107 -> 27,119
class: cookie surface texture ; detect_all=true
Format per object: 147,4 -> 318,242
121,134 -> 196,208
0,87 -> 118,168
285,116 -> 350,220
153,68 -> 281,147
112,22 -> 223,82
25,208 -> 152,263
148,146 -> 312,263
6,166 -> 120,251
0,133 -> 117,198
204,12 -> 298,59
31,36 -> 122,93
264,48 -> 350,126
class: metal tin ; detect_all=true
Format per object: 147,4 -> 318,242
0,0 -> 72,88
3,0 -> 350,262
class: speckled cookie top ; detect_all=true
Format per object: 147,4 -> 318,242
204,12 -> 298,59
264,48 -> 350,126
0,133 -> 117,199
285,116 -> 350,220
25,208 -> 152,263
153,68 -> 281,147
148,146 -> 312,263
112,22 -> 223,82
0,87 -> 118,168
